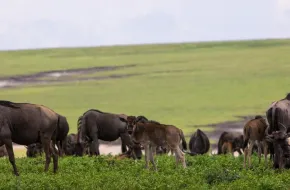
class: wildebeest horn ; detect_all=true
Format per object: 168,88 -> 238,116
278,122 -> 287,133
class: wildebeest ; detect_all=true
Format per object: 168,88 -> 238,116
56,115 -> 69,156
243,115 -> 268,168
75,109 -> 142,159
128,115 -> 174,155
266,94 -> 290,162
266,93 -> 290,134
63,133 -> 78,156
26,143 -> 43,157
265,124 -> 290,169
217,131 -> 244,156
186,129 -> 210,156
0,145 -> 7,157
0,100 -> 60,176
130,119 -> 187,170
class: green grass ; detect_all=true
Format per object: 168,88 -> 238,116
0,154 -> 289,190
0,39 -> 290,135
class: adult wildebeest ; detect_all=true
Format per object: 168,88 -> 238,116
130,119 -> 187,170
185,129 -> 210,156
0,145 -> 7,157
217,131 -> 244,156
243,115 -> 268,168
26,143 -> 43,157
56,115 -> 69,156
0,100 -> 59,176
75,109 -> 142,159
266,94 -> 290,162
265,123 -> 290,169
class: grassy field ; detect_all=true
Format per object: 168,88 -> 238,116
0,154 -> 290,190
0,39 -> 290,135
1,39 -> 290,189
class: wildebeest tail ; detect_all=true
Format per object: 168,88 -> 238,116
243,125 -> 250,149
179,129 -> 187,150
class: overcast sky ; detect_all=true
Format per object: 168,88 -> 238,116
0,0 -> 290,50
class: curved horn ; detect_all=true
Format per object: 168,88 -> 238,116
279,122 -> 287,133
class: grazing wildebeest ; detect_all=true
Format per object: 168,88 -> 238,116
185,129 -> 210,156
75,109 -> 142,159
243,115 -> 268,168
26,143 -> 43,157
130,119 -> 187,170
63,133 -> 78,156
0,100 -> 60,176
217,132 -> 244,156
265,124 -> 290,169
56,115 -> 69,156
0,145 -> 7,157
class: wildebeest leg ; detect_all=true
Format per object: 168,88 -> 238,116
90,134 -> 100,156
120,133 -> 134,156
149,145 -> 157,171
41,136 -> 51,172
262,140 -> 268,166
3,140 -> 19,176
247,140 -> 254,167
243,146 -> 248,168
174,147 -> 186,168
144,144 -> 150,169
50,139 -> 58,173
257,141 -> 262,164
56,141 -> 63,157
121,141 -> 127,153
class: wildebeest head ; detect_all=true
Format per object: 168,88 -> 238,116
132,123 -> 146,144
26,143 -> 43,157
126,116 -> 137,134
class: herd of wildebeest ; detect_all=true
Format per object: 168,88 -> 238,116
1,93 -> 290,176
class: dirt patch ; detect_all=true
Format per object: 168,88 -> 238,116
0,65 -> 136,89
0,66 -> 197,89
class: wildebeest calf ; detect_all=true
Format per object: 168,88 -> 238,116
217,132 -> 244,156
243,115 -> 268,168
130,119 -> 187,170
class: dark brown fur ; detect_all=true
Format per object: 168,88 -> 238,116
243,116 -> 268,168
131,121 -> 187,170
217,132 -> 244,156
0,100 -> 59,176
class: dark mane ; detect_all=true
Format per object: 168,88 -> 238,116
148,120 -> 160,125
254,115 -> 263,120
136,116 -> 148,123
82,109 -> 107,116
0,100 -> 20,108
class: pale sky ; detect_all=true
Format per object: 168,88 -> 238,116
0,0 -> 290,50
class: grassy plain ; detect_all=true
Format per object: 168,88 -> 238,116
1,39 -> 290,189
0,39 -> 290,135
